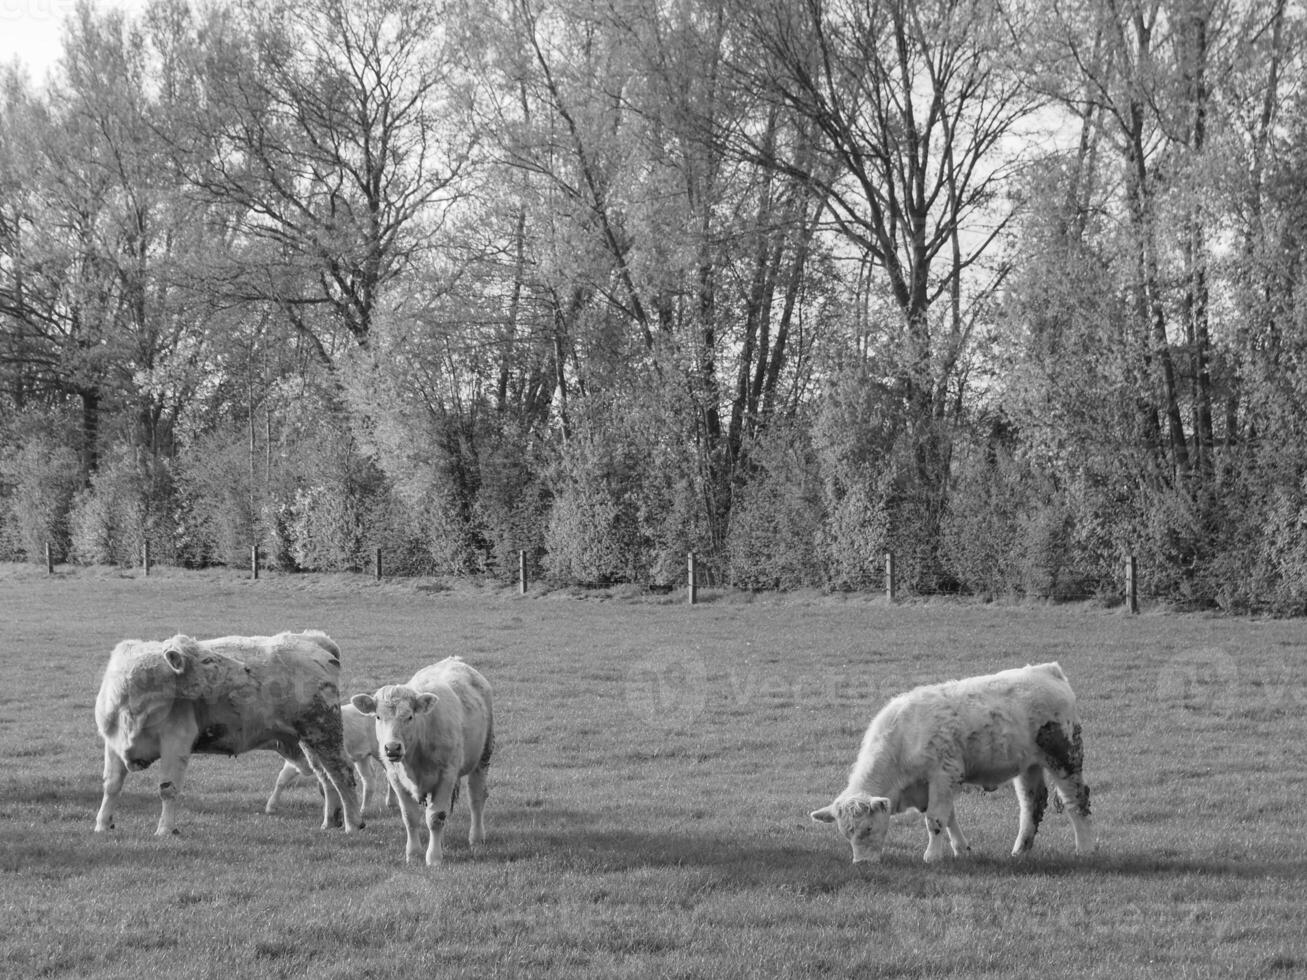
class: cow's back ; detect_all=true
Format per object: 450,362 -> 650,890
926,662 -> 1077,734
407,658 -> 493,776
858,662 -> 1079,788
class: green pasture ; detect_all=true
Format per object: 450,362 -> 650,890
1,566 -> 1304,978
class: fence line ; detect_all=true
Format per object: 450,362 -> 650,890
41,541 -> 1146,613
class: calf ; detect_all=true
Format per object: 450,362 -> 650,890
811,662 -> 1093,863
352,657 -> 494,866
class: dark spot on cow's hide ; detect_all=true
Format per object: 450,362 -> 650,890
297,693 -> 346,752
1035,721 -> 1083,776
1075,783 -> 1092,817
434,811 -> 447,823
1032,780 -> 1048,830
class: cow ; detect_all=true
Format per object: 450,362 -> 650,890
94,630 -> 364,836
811,662 -> 1093,864
351,657 -> 494,866
265,702 -> 393,815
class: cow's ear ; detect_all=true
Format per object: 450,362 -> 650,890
869,797 -> 890,814
414,692 -> 439,714
350,694 -> 377,716
163,646 -> 187,674
810,804 -> 837,824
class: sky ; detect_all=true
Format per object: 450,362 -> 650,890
0,0 -> 133,83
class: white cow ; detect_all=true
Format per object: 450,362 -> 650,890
811,662 -> 1093,863
94,630 -> 364,836
265,703 -> 394,815
351,657 -> 494,866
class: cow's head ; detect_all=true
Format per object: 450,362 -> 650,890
159,635 -> 226,699
351,685 -> 438,764
811,792 -> 891,863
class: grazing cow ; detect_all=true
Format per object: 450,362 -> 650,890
811,662 -> 1093,863
265,703 -> 393,814
94,630 -> 364,836
351,657 -> 494,866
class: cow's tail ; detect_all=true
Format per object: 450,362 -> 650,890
478,717 -> 495,773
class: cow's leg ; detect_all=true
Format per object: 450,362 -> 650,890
1012,766 -> 1049,855
361,757 -> 394,810
295,743 -> 341,828
356,758 -> 390,814
300,739 -> 364,832
390,774 -> 425,864
423,767 -> 460,866
154,748 -> 191,836
945,810 -> 970,857
266,760 -> 306,814
1036,722 -> 1095,853
467,766 -> 489,847
923,776 -> 958,863
1048,770 -> 1094,852
152,707 -> 198,836
94,745 -> 127,832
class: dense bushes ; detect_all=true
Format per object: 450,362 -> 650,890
2,438 -> 81,563
6,383 -> 1307,614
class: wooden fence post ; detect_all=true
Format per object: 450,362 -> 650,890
251,544 -> 260,580
375,547 -> 383,580
885,552 -> 897,603
518,550 -> 527,595
143,540 -> 151,577
1125,553 -> 1138,614
687,551 -> 698,606
46,542 -> 53,575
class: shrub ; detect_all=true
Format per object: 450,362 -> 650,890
474,431 -> 548,580
820,471 -> 889,590
2,439 -> 82,563
542,427 -> 646,586
174,429 -> 257,567
67,447 -> 174,567
726,426 -> 825,590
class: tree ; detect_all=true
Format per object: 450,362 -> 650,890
170,0 -> 474,359
732,0 -> 1042,577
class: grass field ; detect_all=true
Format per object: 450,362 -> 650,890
2,565 -> 1305,978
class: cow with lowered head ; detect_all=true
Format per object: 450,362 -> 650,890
94,630 -> 364,836
352,656 -> 494,866
811,662 -> 1093,863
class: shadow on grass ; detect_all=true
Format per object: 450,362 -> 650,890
490,806 -> 1307,890
10,776 -> 1305,897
